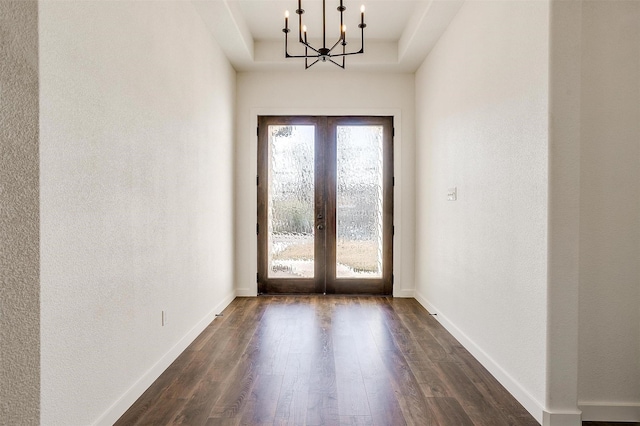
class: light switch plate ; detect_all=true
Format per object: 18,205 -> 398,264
447,187 -> 457,201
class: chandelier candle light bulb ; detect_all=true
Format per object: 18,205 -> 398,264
282,0 -> 367,69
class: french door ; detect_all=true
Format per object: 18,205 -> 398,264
257,116 -> 393,295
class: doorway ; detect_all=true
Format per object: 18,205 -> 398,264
257,116 -> 394,294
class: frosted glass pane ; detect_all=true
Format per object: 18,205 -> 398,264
268,125 -> 315,278
336,125 -> 383,278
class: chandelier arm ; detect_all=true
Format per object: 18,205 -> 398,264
339,0 -> 344,36
284,52 -> 323,59
299,41 -> 321,55
298,21 -> 303,43
297,0 -> 304,43
284,29 -> 291,58
286,35 -> 347,58
327,24 -> 364,57
328,38 -> 344,54
283,29 -> 321,58
329,0 -> 346,56
328,58 -> 345,69
322,49 -> 363,58
305,58 -> 320,69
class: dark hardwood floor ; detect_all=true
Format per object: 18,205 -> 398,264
115,296 -> 627,425
583,423 -> 640,426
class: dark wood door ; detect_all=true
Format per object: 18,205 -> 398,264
257,116 -> 393,295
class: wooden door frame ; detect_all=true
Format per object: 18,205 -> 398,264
257,116 -> 326,294
257,115 -> 393,295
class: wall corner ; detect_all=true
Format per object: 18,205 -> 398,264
0,1 -> 41,424
542,410 -> 582,426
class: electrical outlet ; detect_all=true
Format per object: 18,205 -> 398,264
447,187 -> 457,201
162,310 -> 167,326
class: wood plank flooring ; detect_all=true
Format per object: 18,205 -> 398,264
114,296 -> 614,426
583,423 -> 640,426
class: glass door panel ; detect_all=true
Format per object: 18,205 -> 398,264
336,125 -> 384,278
267,125 -> 315,278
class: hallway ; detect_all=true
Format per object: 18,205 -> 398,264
3,0 -> 640,423
116,297 -> 538,425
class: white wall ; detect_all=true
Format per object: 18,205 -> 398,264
234,71 -> 415,297
578,0 -> 640,420
414,0 -> 549,421
39,2 -> 236,424
0,2 -> 40,424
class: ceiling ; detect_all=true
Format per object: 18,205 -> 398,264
192,0 -> 465,72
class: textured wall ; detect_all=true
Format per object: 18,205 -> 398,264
0,1 -> 40,424
578,0 -> 640,417
235,71 -> 416,298
414,0 -> 549,420
39,1 -> 236,424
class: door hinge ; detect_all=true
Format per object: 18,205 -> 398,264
257,126 -> 259,137
392,176 -> 395,186
392,128 -> 395,137
256,175 -> 259,186
391,274 -> 395,284
392,225 -> 395,236
256,223 -> 259,235
256,272 -> 259,282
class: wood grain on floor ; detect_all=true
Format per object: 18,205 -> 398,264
116,296 -> 546,425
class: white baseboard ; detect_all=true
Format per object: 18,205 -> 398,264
414,291 -> 545,424
542,411 -> 582,426
235,287 -> 258,297
93,290 -> 237,426
579,402 -> 640,422
393,288 -> 415,298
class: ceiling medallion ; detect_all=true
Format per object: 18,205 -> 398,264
283,0 -> 366,69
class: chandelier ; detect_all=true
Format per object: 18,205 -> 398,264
283,0 -> 366,69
